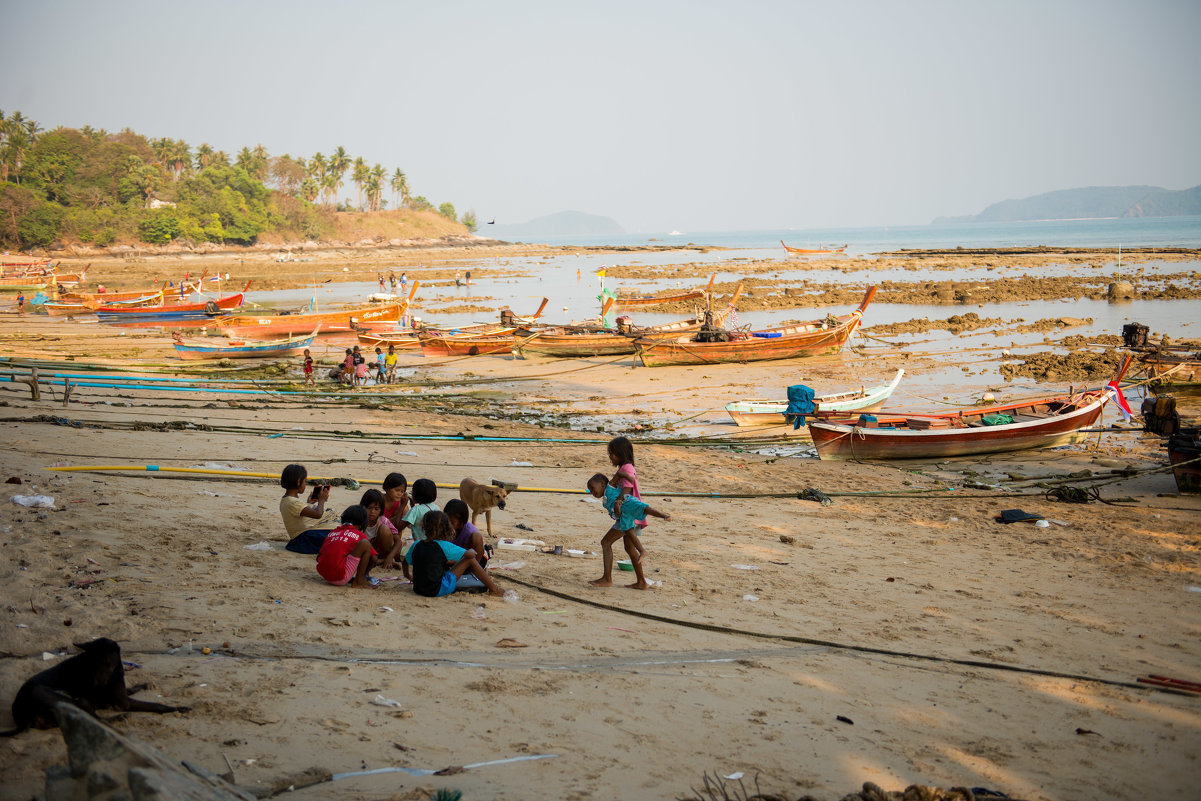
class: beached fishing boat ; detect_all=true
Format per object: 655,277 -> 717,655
418,332 -> 517,358
44,290 -> 165,316
0,274 -> 55,292
514,306 -> 739,358
357,331 -> 422,350
174,326 -> 321,361
615,275 -> 715,308
96,282 -> 250,322
808,358 -> 1132,461
1141,351 -> 1201,393
725,369 -> 905,426
781,241 -> 848,255
635,287 -> 875,367
220,302 -> 404,338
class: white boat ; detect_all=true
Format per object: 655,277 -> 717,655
668,230 -> 684,236
724,369 -> 904,427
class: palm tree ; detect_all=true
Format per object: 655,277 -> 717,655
213,150 -> 230,167
352,157 -> 367,210
308,152 -> 327,204
368,163 -> 386,211
390,168 -> 404,210
250,143 -> 269,181
169,139 -> 191,179
195,143 -> 215,171
328,146 -> 349,207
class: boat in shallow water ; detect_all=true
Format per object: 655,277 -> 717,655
614,275 -> 714,308
725,369 -> 905,426
808,358 -> 1133,461
781,240 -> 847,255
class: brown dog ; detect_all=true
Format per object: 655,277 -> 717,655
459,478 -> 508,537
1,638 -> 189,735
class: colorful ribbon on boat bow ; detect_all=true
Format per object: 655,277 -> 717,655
1105,380 -> 1133,422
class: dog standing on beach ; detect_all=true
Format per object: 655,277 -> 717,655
1,638 -> 189,735
459,478 -> 508,537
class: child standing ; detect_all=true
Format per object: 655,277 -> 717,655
342,348 -> 354,385
279,464 -> 340,554
317,506 -> 378,589
384,345 -> 398,384
405,510 -> 503,597
586,473 -> 670,590
302,349 -> 315,387
360,489 -> 399,565
374,347 -> 386,384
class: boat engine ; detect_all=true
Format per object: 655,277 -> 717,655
1142,394 -> 1179,437
695,308 -> 729,343
1123,322 -> 1150,349
500,308 -> 516,326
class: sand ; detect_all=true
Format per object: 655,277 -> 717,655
1,248 -> 1200,801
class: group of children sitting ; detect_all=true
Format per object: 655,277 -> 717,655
280,466 -> 502,597
278,436 -> 671,597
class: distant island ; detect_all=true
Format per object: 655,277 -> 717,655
489,210 -> 625,239
934,184 -> 1201,224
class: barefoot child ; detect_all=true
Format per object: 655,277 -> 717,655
405,510 -> 503,597
360,489 -> 399,566
317,506 -> 378,589
279,464 -> 339,553
302,349 -> 315,387
586,473 -> 670,590
384,345 -> 398,384
607,436 -> 648,561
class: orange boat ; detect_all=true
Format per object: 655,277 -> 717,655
781,240 -> 847,255
219,302 -> 405,338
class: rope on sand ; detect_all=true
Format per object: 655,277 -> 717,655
493,574 -> 1159,694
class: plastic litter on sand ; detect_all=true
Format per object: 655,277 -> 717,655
731,564 -> 760,571
243,542 -> 273,551
503,589 -> 520,603
743,594 -> 759,602
12,494 -> 55,508
369,694 -> 403,709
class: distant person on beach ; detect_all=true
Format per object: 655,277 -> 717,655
385,345 -> 398,383
352,346 -> 366,387
444,498 -> 488,567
586,472 -> 670,590
381,472 -> 410,543
16,293 -> 25,315
279,464 -> 339,554
342,349 -> 354,385
400,272 -> 407,288
374,347 -> 386,384
389,272 -> 398,291
359,489 -> 399,564
302,349 -> 315,387
465,270 -> 471,286
379,274 -> 386,292
455,271 -> 462,287
405,510 -> 503,597
317,505 -> 378,589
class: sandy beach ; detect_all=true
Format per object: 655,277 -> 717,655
1,245 -> 1200,801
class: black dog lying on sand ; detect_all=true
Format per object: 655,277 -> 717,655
1,637 -> 189,735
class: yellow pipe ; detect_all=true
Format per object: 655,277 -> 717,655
45,465 -> 587,493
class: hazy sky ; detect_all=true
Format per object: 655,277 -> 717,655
3,0 -> 1199,232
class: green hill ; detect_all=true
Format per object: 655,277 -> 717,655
934,184 -> 1201,223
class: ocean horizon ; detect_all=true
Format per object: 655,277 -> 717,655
504,215 -> 1201,253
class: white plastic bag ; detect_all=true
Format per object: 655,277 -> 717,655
12,495 -> 54,508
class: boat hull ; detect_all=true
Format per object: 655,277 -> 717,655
96,292 -> 245,322
174,329 -> 320,360
221,303 -> 402,338
725,369 -> 904,426
809,396 -> 1107,461
419,334 -> 516,357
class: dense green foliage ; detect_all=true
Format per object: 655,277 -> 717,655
0,110 -> 469,250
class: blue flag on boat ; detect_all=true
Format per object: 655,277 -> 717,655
785,384 -> 816,429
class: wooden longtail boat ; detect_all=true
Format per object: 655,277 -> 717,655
725,369 -> 905,426
635,287 -> 875,367
1141,351 -> 1201,393
50,266 -> 88,287
808,358 -> 1133,461
418,332 -> 517,358
0,275 -> 55,292
1,258 -> 52,274
781,241 -> 848,255
96,282 -> 250,322
220,303 -> 404,338
174,326 -> 321,360
44,291 -> 165,316
514,306 -> 739,358
615,275 -> 715,307
358,332 -> 422,350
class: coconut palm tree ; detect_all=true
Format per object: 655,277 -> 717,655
352,157 -> 368,210
368,163 -> 386,211
308,153 -> 327,204
169,139 -> 191,179
195,143 -> 215,171
328,146 -> 349,206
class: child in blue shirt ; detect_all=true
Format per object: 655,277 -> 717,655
404,510 -> 503,597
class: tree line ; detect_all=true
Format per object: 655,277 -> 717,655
0,110 -> 476,250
